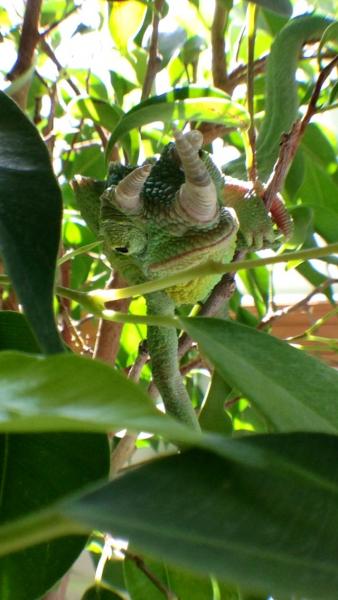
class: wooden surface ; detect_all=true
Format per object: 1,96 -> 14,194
267,302 -> 338,367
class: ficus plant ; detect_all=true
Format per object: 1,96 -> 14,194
0,0 -> 337,599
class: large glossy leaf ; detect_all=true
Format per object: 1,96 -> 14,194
124,552 -> 214,600
106,87 -> 249,159
109,0 -> 147,50
180,317 -> 338,433
0,351 -> 195,442
64,433 -> 338,599
0,311 -> 40,353
0,432 -> 109,600
0,91 -> 63,353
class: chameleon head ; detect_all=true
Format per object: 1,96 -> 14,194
98,131 -> 239,303
72,130 -> 239,300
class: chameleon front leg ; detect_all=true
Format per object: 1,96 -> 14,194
146,291 -> 200,431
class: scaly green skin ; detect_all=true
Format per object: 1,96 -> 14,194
72,13 -> 328,429
73,139 -> 277,430
225,14 -> 333,181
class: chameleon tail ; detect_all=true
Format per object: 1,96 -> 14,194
270,194 -> 294,239
146,292 -> 200,431
256,14 -> 333,181
224,15 -> 332,181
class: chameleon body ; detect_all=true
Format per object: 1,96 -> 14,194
72,14 -> 329,429
73,130 -> 284,430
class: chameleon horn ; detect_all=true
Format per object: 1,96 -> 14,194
114,164 -> 151,213
173,130 -> 218,223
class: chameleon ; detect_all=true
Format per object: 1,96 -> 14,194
72,13 -> 331,431
73,129 -> 291,430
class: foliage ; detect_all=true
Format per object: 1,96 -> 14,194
0,0 -> 337,599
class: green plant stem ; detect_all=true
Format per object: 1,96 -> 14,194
246,2 -> 258,182
57,241 -> 101,265
88,242 -> 338,301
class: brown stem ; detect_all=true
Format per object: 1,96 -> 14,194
93,272 -> 130,363
40,5 -> 79,38
7,0 -> 43,109
39,39 -> 107,148
258,278 -> 338,331
58,245 -> 73,347
211,0 -> 231,92
141,0 -> 164,101
264,55 -> 338,211
43,83 -> 57,155
123,549 -> 177,599
110,343 -> 149,476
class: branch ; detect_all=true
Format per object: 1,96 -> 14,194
93,272 -> 130,363
40,39 -> 107,148
258,278 -> 338,331
264,55 -> 338,210
123,549 -> 177,600
90,242 -> 338,302
141,0 -> 164,101
7,0 -> 43,109
39,5 -> 78,38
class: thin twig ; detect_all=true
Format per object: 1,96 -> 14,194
58,244 -> 73,347
141,0 -> 164,101
264,55 -> 338,210
42,83 -> 57,154
7,0 -> 43,109
123,549 -> 177,599
110,342 -> 149,476
39,5 -> 78,38
258,278 -> 338,331
40,39 -> 107,148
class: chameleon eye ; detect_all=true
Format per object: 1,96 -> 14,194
115,246 -> 129,254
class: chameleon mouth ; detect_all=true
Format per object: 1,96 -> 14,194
148,218 -> 238,275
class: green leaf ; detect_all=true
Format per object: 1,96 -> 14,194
0,351 -> 196,442
0,311 -> 40,353
298,152 -> 338,243
64,433 -> 338,599
124,553 -> 214,600
245,0 -> 292,16
180,317 -> 338,433
109,0 -> 147,50
0,91 -> 63,353
82,584 -> 125,599
71,97 -> 123,132
124,555 -> 168,600
106,87 -> 249,159
166,565 -> 214,599
318,21 -> 338,57
199,370 -> 233,434
285,206 -> 313,248
0,432 -> 109,600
